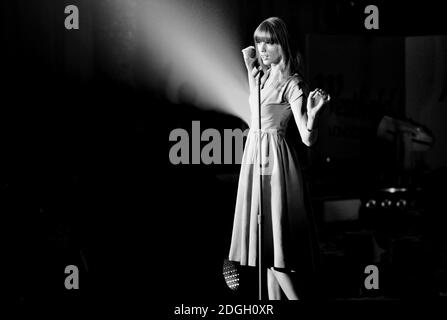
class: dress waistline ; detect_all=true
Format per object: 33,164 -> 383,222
250,128 -> 285,137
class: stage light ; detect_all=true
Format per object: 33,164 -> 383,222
365,199 -> 376,209
380,199 -> 392,208
124,0 -> 251,124
396,199 -> 407,209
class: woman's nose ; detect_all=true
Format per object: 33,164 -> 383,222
259,42 -> 266,52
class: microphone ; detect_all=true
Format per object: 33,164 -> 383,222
246,47 -> 262,78
247,47 -> 257,59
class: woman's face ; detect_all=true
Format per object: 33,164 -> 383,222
257,41 -> 281,66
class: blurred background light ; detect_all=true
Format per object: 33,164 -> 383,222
104,0 -> 251,124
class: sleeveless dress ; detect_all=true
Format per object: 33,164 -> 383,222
228,71 -> 319,275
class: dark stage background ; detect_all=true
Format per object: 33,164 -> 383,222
3,0 -> 447,313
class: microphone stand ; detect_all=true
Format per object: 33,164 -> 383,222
256,68 -> 264,301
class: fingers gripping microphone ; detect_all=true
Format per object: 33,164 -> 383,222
246,47 -> 262,77
247,47 -> 257,59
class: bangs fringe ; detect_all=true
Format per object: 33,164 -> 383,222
254,23 -> 278,44
252,17 -> 303,85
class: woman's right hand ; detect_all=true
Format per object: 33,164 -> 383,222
241,46 -> 259,76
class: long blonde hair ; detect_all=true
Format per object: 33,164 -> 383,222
253,17 -> 304,86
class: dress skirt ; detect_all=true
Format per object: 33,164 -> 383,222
228,128 -> 319,274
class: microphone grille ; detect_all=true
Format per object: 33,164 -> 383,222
247,47 -> 257,59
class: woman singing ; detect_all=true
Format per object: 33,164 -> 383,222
228,17 -> 330,300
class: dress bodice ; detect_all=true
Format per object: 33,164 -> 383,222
248,72 -> 306,133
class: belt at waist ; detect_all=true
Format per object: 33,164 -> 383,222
249,128 -> 285,137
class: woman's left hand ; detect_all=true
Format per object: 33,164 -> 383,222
306,88 -> 331,120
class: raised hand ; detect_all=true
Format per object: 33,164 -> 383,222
306,88 -> 331,121
241,46 -> 260,77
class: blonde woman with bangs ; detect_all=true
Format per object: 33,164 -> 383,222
228,17 -> 330,300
